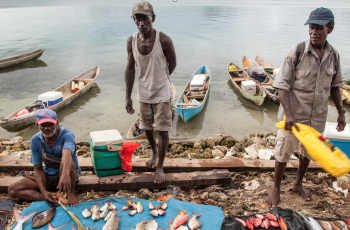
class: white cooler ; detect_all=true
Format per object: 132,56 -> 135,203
38,92 -> 63,107
324,122 -> 350,159
190,74 -> 206,90
241,80 -> 256,96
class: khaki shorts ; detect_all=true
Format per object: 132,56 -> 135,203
275,129 -> 311,163
139,101 -> 172,131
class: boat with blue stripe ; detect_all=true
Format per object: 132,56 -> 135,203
176,65 -> 211,123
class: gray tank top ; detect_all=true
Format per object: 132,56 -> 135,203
132,30 -> 173,103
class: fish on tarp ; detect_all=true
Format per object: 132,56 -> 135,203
105,210 -> 114,222
82,206 -> 92,218
264,213 -> 277,221
188,212 -> 202,230
145,218 -> 160,230
108,203 -> 116,211
318,220 -> 333,230
334,221 -> 348,230
308,217 -> 323,230
100,201 -> 112,212
32,205 -> 56,228
92,209 -> 101,221
103,210 -> 120,230
330,222 -> 342,230
129,209 -> 137,216
131,219 -> 147,230
13,208 -> 37,230
270,220 -> 279,228
137,201 -> 143,214
100,209 -> 109,219
48,221 -> 69,230
131,202 -> 137,210
262,218 -> 271,229
157,208 -> 166,216
150,210 -> 158,217
252,217 -> 262,228
300,214 -> 313,230
89,204 -> 100,213
149,202 -> 155,210
72,224 -> 77,230
167,220 -> 175,230
246,218 -> 254,230
173,210 -> 189,229
127,200 -> 133,208
234,217 -> 246,227
256,214 -> 264,219
279,217 -> 287,230
160,203 -> 167,210
177,226 -> 189,230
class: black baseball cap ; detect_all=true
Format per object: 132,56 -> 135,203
304,7 -> 334,26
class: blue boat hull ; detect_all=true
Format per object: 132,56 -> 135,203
176,65 -> 211,123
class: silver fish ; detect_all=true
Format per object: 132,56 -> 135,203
137,202 -> 144,214
160,203 -> 168,210
92,209 -> 100,221
90,204 -> 100,213
100,201 -> 111,212
13,208 -> 37,230
108,203 -> 116,211
149,202 -> 155,210
103,210 -> 120,230
150,210 -> 158,217
308,217 -> 323,230
145,219 -> 158,230
301,214 -> 314,230
176,226 -> 189,230
129,210 -> 137,216
134,219 -> 147,230
317,220 -> 333,230
82,206 -> 92,218
167,220 -> 175,230
105,211 -> 114,222
100,209 -> 109,219
188,212 -> 202,230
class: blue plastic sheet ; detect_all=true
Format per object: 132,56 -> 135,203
12,197 -> 224,230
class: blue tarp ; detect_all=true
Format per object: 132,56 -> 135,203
12,197 -> 224,230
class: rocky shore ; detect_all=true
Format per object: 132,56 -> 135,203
1,133 -> 350,229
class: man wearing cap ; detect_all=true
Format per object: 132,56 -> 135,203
125,1 -> 176,183
266,7 -> 346,207
8,109 -> 81,206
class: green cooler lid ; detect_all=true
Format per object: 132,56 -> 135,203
90,129 -> 124,146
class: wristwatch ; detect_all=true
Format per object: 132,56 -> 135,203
338,109 -> 346,114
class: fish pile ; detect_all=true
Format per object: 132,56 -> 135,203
149,202 -> 167,217
122,200 -> 144,216
82,201 -> 119,222
131,218 -> 162,230
172,210 -> 190,229
234,213 -> 286,230
301,215 -> 350,230
32,205 -> 57,229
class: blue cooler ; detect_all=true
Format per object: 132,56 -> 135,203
324,122 -> 350,159
38,92 -> 63,107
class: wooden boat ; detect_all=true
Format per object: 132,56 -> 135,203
228,62 -> 266,106
255,55 -> 278,80
127,83 -> 176,139
176,65 -> 211,123
0,66 -> 100,132
242,55 -> 280,105
0,49 -> 45,68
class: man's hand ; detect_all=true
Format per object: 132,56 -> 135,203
285,115 -> 299,132
43,191 -> 57,203
57,174 -> 71,194
126,98 -> 135,115
337,113 -> 346,132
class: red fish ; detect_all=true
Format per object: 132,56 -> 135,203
270,220 -> 280,228
345,218 -> 350,225
252,217 -> 262,227
260,221 -> 265,228
173,210 -> 189,229
256,214 -> 264,219
279,216 -> 288,230
157,209 -> 166,216
246,218 -> 254,230
263,218 -> 271,229
123,206 -> 130,211
264,213 -> 277,221
234,218 -> 246,227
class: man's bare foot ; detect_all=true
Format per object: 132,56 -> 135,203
293,182 -> 312,201
146,153 -> 158,168
265,189 -> 280,208
154,168 -> 165,184
55,192 -> 68,206
67,192 -> 79,206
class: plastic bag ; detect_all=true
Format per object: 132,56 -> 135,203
276,116 -> 350,177
15,108 -> 29,117
118,142 -> 142,172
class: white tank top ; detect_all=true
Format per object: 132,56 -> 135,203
132,30 -> 173,103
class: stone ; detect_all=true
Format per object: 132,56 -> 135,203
206,137 -> 215,148
189,152 -> 202,159
221,136 -> 237,148
193,141 -> 201,149
209,192 -> 229,201
0,138 -> 10,142
199,139 -> 207,149
11,144 -> 24,151
242,179 -> 260,191
244,147 -> 258,159
201,192 -> 209,200
22,140 -> 31,150
207,185 -> 225,193
215,134 -> 228,146
0,151 -> 10,156
80,146 -> 90,152
211,149 -> 225,158
337,176 -> 350,190
251,137 -> 267,147
202,151 -> 213,159
138,188 -> 153,199
233,142 -> 245,152
170,144 -> 184,155
241,136 -> 254,147
10,136 -> 23,145
214,145 -> 228,154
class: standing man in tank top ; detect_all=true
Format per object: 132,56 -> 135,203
125,0 -> 176,183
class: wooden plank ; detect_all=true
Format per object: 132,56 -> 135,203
0,169 -> 231,193
0,156 -> 323,173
